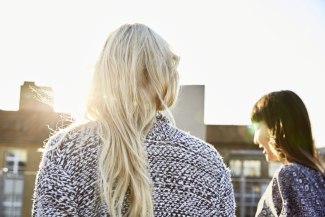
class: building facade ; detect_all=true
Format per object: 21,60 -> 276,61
0,83 -> 205,217
0,82 -> 71,217
205,124 -> 281,217
171,85 -> 206,140
3,82 -> 322,217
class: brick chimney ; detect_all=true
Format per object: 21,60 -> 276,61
19,81 -> 53,111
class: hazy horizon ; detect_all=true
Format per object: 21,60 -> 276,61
1,0 -> 325,147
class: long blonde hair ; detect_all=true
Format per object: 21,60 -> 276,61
85,23 -> 179,217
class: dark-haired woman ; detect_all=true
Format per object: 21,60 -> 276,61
251,90 -> 325,217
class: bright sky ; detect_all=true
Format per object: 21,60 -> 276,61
1,0 -> 325,147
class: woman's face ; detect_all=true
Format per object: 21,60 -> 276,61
253,121 -> 279,162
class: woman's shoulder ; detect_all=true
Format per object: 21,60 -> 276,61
150,115 -> 220,153
147,114 -> 228,174
47,121 -> 98,147
150,113 -> 218,147
278,163 -> 318,175
272,164 -> 325,216
176,128 -> 223,160
275,163 -> 325,186
42,121 -> 100,167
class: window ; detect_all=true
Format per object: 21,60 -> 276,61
243,160 -> 261,177
229,159 -> 261,177
3,179 -> 24,205
1,148 -> 26,217
4,149 -> 27,174
229,160 -> 242,176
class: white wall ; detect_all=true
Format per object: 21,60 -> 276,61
171,85 -> 206,141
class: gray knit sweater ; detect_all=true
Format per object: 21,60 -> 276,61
32,113 -> 235,216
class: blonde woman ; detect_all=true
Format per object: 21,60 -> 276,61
32,23 -> 235,217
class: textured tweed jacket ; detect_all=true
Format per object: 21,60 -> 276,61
32,113 -> 235,217
256,163 -> 325,217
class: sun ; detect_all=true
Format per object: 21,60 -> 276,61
52,83 -> 89,122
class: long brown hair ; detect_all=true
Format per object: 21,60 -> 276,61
251,90 -> 325,176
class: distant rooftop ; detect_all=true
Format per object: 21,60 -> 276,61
19,81 -> 54,111
206,124 -> 254,144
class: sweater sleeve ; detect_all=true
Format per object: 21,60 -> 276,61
276,166 -> 307,216
215,167 -> 236,217
32,134 -> 78,217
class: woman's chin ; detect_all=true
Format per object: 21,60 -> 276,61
265,154 -> 277,163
